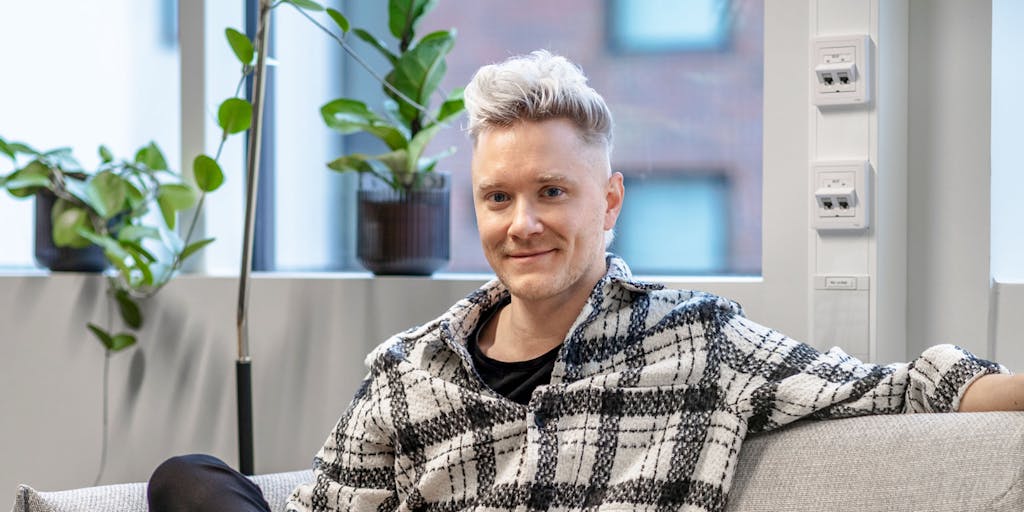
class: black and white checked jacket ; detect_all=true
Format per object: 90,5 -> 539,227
288,255 -> 1004,511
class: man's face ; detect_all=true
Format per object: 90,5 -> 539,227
471,118 -> 624,303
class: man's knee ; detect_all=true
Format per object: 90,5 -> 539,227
148,454 -> 229,511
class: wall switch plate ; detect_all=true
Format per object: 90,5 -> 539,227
813,35 -> 872,107
813,160 -> 870,231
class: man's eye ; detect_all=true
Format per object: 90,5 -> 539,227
488,192 -> 510,203
542,187 -> 565,198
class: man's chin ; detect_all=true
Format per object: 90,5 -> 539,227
498,273 -> 563,302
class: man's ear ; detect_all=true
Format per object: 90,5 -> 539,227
604,172 -> 624,230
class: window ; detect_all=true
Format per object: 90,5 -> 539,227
614,174 -> 730,275
992,0 -> 1024,283
608,0 -> 733,53
0,1 -> 180,269
420,0 -> 764,275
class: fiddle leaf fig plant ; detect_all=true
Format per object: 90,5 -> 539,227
0,137 -> 225,351
319,0 -> 464,190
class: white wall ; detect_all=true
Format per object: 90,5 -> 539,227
906,0 -> 993,358
0,274 -> 484,495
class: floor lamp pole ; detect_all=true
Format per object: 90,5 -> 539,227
236,0 -> 272,477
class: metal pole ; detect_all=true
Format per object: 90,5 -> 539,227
236,0 -> 271,477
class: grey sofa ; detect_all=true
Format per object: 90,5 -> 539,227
11,412 -> 1024,512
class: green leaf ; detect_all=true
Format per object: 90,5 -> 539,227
98,145 -> 114,164
124,182 -> 145,210
225,28 -> 255,66
87,323 -> 115,349
283,0 -> 324,11
388,0 -> 437,41
51,202 -> 94,249
192,154 -> 224,192
353,29 -> 398,66
320,99 -> 408,150
179,237 -> 216,261
0,138 -> 13,160
120,239 -> 157,263
436,87 -> 465,123
156,184 -> 197,228
6,142 -> 39,156
3,161 -> 51,197
388,30 -> 454,123
134,142 -> 168,171
326,153 -> 375,174
326,8 -> 350,33
115,290 -> 143,329
86,171 -> 127,219
407,121 -> 446,173
77,229 -> 129,261
118,225 -> 160,242
218,98 -> 252,135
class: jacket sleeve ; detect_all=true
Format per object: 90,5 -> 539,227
717,309 -> 1007,434
287,374 -> 398,512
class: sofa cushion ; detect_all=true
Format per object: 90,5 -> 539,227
12,470 -> 312,512
728,412 -> 1024,512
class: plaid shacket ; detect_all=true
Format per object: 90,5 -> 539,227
287,255 -> 1004,512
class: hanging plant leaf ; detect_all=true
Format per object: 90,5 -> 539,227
97,145 -> 114,162
283,0 -> 324,11
225,28 -> 255,66
86,171 -> 128,219
193,154 -> 225,192
115,290 -> 143,329
218,98 -> 253,135
51,202 -> 93,249
118,225 -> 160,242
179,237 -> 216,261
3,161 -> 51,197
88,322 -> 137,352
156,184 -> 198,229
134,142 -> 168,171
326,8 -> 350,33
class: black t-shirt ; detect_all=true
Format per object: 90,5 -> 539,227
468,298 -> 561,406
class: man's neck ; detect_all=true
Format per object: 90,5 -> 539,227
479,278 -> 600,363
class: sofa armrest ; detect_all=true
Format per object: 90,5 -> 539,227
728,411 -> 1024,512
10,470 -> 312,512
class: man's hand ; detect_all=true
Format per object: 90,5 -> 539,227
959,374 -> 1024,412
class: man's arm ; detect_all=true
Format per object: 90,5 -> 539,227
718,309 -> 1007,433
960,374 -> 1024,411
287,374 -> 398,512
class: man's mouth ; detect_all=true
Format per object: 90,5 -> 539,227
506,249 -> 555,259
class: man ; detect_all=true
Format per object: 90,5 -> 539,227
149,50 -> 1022,512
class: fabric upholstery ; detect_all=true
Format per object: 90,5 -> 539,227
8,413 -> 1024,511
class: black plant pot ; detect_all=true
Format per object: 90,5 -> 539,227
357,172 -> 450,276
34,189 -> 109,272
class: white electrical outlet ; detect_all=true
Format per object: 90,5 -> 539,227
813,35 -> 872,107
813,160 -> 870,231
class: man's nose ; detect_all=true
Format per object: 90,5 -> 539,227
508,199 -> 543,239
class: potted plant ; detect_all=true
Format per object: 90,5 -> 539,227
316,0 -> 465,275
0,137 -> 224,351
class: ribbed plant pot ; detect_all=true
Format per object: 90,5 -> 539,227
34,189 -> 109,272
357,171 -> 450,276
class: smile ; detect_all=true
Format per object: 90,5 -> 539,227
507,249 -> 556,261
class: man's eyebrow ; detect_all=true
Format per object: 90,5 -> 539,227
475,173 -> 573,192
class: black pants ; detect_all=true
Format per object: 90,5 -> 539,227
148,454 -> 272,512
